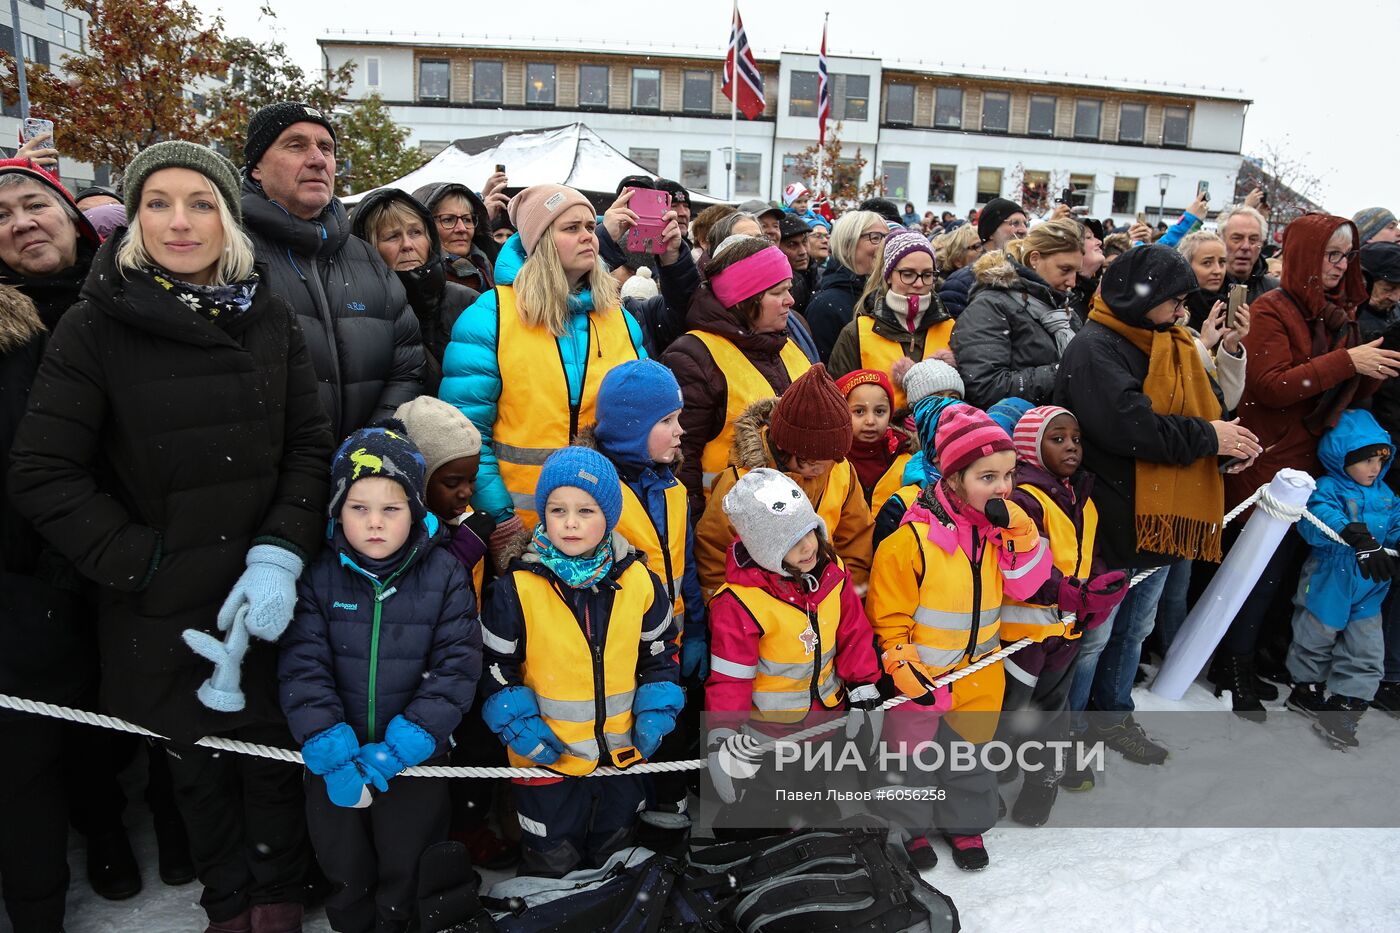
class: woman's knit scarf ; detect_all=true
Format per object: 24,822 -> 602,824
1088,296 -> 1224,562
530,524 -> 614,589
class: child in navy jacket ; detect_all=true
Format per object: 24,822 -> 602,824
280,423 -> 481,932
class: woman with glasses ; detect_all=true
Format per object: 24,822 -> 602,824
412,181 -> 500,292
828,230 -> 956,408
805,211 -> 888,362
1210,214 -> 1400,717
951,218 -> 1085,409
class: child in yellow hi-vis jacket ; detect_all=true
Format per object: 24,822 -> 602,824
867,406 -> 1050,872
480,447 -> 681,877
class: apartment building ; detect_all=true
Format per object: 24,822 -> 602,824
319,32 -> 1251,224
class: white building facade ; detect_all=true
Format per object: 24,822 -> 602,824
319,34 -> 1250,226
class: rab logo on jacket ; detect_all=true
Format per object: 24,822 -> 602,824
346,301 -> 366,312
332,601 -> 359,611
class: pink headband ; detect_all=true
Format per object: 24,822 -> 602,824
710,246 -> 794,308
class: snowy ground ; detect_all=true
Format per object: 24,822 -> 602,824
10,675 -> 1400,933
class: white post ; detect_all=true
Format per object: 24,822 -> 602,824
1150,468 -> 1317,700
728,0 -> 738,204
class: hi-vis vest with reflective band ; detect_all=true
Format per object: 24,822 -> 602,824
856,316 -> 954,409
905,523 -> 1004,675
511,560 -> 659,776
494,286 -> 639,525
615,480 -> 688,625
871,453 -> 913,511
1000,485 -> 1098,642
712,578 -> 845,722
689,330 -> 809,494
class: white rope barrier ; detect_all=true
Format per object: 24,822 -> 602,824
0,480 -> 1346,779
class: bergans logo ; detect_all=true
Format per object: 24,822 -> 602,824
332,601 -> 359,611
346,301 -> 366,312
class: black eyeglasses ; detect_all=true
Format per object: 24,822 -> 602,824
860,231 -> 888,245
895,269 -> 937,286
1324,249 -> 1358,266
434,213 -> 476,230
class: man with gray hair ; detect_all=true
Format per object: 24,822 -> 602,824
0,159 -> 100,326
1215,203 -> 1279,302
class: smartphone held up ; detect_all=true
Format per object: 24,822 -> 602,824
624,186 -> 671,255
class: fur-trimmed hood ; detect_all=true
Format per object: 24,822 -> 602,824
0,284 -> 45,353
972,249 -> 1023,289
729,397 -> 780,470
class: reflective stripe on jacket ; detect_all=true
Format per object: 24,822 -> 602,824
616,479 -> 688,624
1000,484 -> 1097,642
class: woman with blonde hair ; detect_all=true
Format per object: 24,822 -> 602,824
11,140 -> 333,931
950,217 -> 1084,408
934,223 -> 983,280
440,184 -> 646,560
806,209 -> 888,361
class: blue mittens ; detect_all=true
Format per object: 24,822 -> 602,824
632,681 -> 684,759
354,716 -> 438,790
482,687 -> 565,764
680,631 -> 710,681
301,723 -> 371,809
218,544 -> 304,641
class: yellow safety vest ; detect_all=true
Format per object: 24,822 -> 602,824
713,577 -> 846,722
494,286 -> 639,526
871,453 -> 912,511
856,316 -> 955,410
688,330 -> 809,494
615,479 -> 689,626
511,560 -> 659,776
1000,485 -> 1098,642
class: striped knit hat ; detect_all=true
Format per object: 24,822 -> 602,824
1012,405 -> 1072,472
935,406 -> 1014,476
881,228 -> 935,284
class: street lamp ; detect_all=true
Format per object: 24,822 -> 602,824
8,0 -> 30,118
1154,172 -> 1175,226
717,146 -> 735,200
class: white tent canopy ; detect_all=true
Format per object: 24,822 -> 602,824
343,122 -> 724,205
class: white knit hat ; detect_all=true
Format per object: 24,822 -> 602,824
393,396 -> 482,479
900,358 -> 964,406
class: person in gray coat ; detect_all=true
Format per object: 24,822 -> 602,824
241,101 -> 425,437
950,218 -> 1084,409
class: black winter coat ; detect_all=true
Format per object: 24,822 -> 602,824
242,178 -> 425,437
8,238 -> 334,740
936,264 -> 975,318
1226,255 -> 1279,305
805,260 -> 867,362
280,524 -> 481,753
1054,320 -> 1222,569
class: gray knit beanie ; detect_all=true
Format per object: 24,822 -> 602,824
1353,207 -> 1397,245
722,468 -> 825,576
123,140 -> 242,224
393,396 -> 482,480
901,358 -> 964,406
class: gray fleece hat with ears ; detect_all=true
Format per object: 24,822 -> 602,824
721,468 -> 825,575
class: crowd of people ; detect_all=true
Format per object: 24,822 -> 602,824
2,99 -> 1400,933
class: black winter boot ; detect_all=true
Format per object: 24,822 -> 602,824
1286,682 -> 1327,718
1314,695 -> 1368,750
1371,681 -> 1400,718
1210,654 -> 1267,722
85,828 -> 141,900
1011,774 -> 1060,827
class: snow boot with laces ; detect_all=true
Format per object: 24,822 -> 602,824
1314,695 -> 1368,750
1210,653 -> 1267,722
1094,714 -> 1169,765
1286,681 -> 1327,718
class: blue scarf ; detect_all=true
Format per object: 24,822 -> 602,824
530,524 -> 614,589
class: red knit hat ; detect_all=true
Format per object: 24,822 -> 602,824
770,364 -> 854,461
935,406 -> 1014,475
834,368 -> 895,408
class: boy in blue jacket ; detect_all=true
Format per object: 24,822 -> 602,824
280,423 -> 482,931
1285,409 -> 1400,749
481,446 -> 682,878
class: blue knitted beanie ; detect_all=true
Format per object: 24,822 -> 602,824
535,447 -> 623,532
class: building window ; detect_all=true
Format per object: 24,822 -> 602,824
365,56 -> 380,89
1118,103 -> 1145,143
928,165 -> 956,203
629,148 -> 660,174
418,59 -> 449,101
789,70 -> 817,117
46,8 -> 82,51
1163,106 -> 1190,147
982,91 -> 1009,133
420,140 -> 450,158
1069,173 -> 1095,211
835,158 -> 861,195
473,61 -> 503,104
579,64 -> 609,108
885,82 -> 914,125
934,88 -> 962,128
681,150 -> 710,193
834,73 -> 868,121
22,33 -> 49,66
1112,177 -> 1138,214
683,70 -> 712,112
976,167 -> 1002,204
526,63 -> 556,105
1028,95 -> 1056,136
1021,170 -> 1050,212
1073,100 -> 1101,140
632,67 -> 660,111
735,153 -> 762,195
882,162 -> 910,201
781,154 -> 804,189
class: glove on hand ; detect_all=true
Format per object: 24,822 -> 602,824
882,643 -> 939,702
217,544 -> 303,641
633,712 -> 676,760
302,723 -> 374,805
482,687 -> 564,764
843,682 -> 885,757
183,604 -> 251,712
1080,571 -> 1129,628
631,680 -> 685,760
1342,523 -> 1395,583
489,515 -> 527,575
988,499 -> 1041,554
680,635 -> 710,681
706,728 -> 765,804
354,715 -> 438,790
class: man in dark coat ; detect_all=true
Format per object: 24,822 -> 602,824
777,212 -> 818,316
241,101 -> 425,438
1217,204 -> 1279,303
938,197 -> 1027,317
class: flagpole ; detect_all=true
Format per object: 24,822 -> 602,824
728,0 -> 738,202
814,12 -> 827,199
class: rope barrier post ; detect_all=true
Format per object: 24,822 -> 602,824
1151,468 -> 1316,700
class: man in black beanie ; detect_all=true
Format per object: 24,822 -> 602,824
937,197 -> 1028,317
240,101 -> 425,438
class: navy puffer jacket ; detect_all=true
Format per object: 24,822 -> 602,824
280,521 -> 482,753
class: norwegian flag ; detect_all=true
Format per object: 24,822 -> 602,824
722,5 -> 766,120
817,18 -> 830,145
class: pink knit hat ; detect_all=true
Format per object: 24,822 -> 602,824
935,406 -> 1014,475
507,184 -> 594,254
1012,405 -> 1073,472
